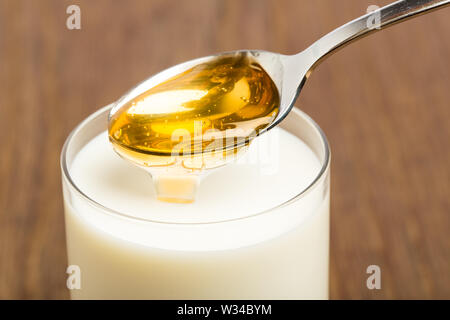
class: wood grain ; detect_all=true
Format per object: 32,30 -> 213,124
0,0 -> 449,299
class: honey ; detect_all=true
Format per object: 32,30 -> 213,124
108,54 -> 279,202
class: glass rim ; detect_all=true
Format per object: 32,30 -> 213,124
60,104 -> 330,225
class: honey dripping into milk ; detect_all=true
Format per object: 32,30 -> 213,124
108,54 -> 280,203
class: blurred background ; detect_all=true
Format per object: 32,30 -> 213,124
0,0 -> 449,299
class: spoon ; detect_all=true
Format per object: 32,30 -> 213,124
110,0 -> 449,144
108,0 -> 449,202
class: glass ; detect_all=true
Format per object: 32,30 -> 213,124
61,104 -> 330,299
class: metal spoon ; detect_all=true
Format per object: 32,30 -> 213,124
110,0 -> 449,143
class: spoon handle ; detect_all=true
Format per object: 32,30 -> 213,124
303,0 -> 450,68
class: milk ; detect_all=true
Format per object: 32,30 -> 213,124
63,111 -> 330,299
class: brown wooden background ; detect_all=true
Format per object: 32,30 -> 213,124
0,0 -> 449,299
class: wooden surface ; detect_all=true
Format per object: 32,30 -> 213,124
0,0 -> 449,299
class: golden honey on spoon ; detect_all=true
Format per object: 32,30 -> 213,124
108,54 -> 280,202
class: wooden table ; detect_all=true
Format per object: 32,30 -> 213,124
0,0 -> 448,299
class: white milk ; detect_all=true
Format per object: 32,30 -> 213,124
64,126 -> 330,299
